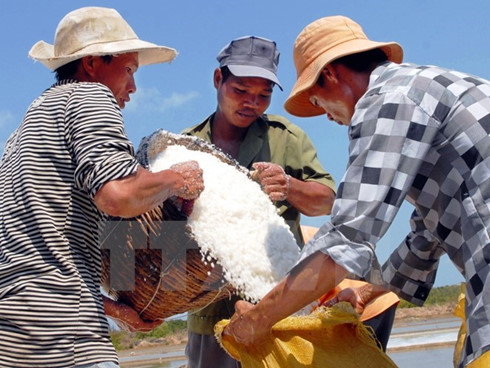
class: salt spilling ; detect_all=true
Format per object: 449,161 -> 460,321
146,132 -> 301,303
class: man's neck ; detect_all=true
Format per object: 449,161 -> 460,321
210,114 -> 249,159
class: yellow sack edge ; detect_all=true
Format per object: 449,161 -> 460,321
215,302 -> 397,368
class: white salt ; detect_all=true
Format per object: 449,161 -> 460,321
148,143 -> 300,302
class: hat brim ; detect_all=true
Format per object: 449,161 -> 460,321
284,40 -> 403,117
228,64 -> 283,91
29,39 -> 178,71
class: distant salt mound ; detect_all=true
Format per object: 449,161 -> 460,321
146,130 -> 300,302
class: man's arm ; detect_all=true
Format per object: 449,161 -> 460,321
103,295 -> 162,332
287,177 -> 335,216
225,252 -> 348,345
94,161 -> 203,218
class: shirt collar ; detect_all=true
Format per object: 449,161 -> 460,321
52,79 -> 79,88
201,113 -> 268,168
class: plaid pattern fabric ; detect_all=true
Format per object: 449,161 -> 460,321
298,62 -> 490,367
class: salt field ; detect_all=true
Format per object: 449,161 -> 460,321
388,317 -> 459,349
388,317 -> 459,367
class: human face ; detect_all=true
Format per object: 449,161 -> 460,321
307,65 -> 357,126
90,52 -> 139,109
215,70 -> 273,129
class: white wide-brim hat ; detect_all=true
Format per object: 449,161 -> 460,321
29,6 -> 178,70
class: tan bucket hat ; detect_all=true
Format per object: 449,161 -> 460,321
284,16 -> 403,117
29,7 -> 178,71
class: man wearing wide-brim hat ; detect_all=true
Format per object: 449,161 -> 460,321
0,7 -> 204,368
226,15 -> 490,368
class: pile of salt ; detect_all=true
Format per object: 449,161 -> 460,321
147,134 -> 300,303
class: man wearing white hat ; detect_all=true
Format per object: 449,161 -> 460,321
0,7 -> 203,368
226,16 -> 490,368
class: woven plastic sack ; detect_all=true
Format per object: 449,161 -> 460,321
453,283 -> 466,367
215,302 -> 397,368
300,226 -> 400,322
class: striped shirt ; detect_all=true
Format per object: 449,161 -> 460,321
298,62 -> 490,367
0,80 -> 139,367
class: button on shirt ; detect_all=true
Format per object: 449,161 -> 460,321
298,62 -> 490,367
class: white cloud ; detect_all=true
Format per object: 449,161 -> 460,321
0,110 -> 14,129
159,91 -> 199,111
127,87 -> 199,112
0,110 -> 16,151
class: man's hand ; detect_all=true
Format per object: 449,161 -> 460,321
104,296 -> 162,332
251,162 -> 290,202
323,284 -> 389,315
170,160 -> 204,200
223,300 -> 272,346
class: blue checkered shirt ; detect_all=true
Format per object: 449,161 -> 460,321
299,62 -> 490,366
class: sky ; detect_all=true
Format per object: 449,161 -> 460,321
3,0 -> 489,288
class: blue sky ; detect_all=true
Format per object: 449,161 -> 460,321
3,0 -> 488,288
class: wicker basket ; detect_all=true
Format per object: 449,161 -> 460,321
100,130 -> 246,321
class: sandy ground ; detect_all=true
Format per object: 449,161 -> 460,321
393,303 -> 457,326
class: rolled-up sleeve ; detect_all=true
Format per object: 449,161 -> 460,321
64,84 -> 140,198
